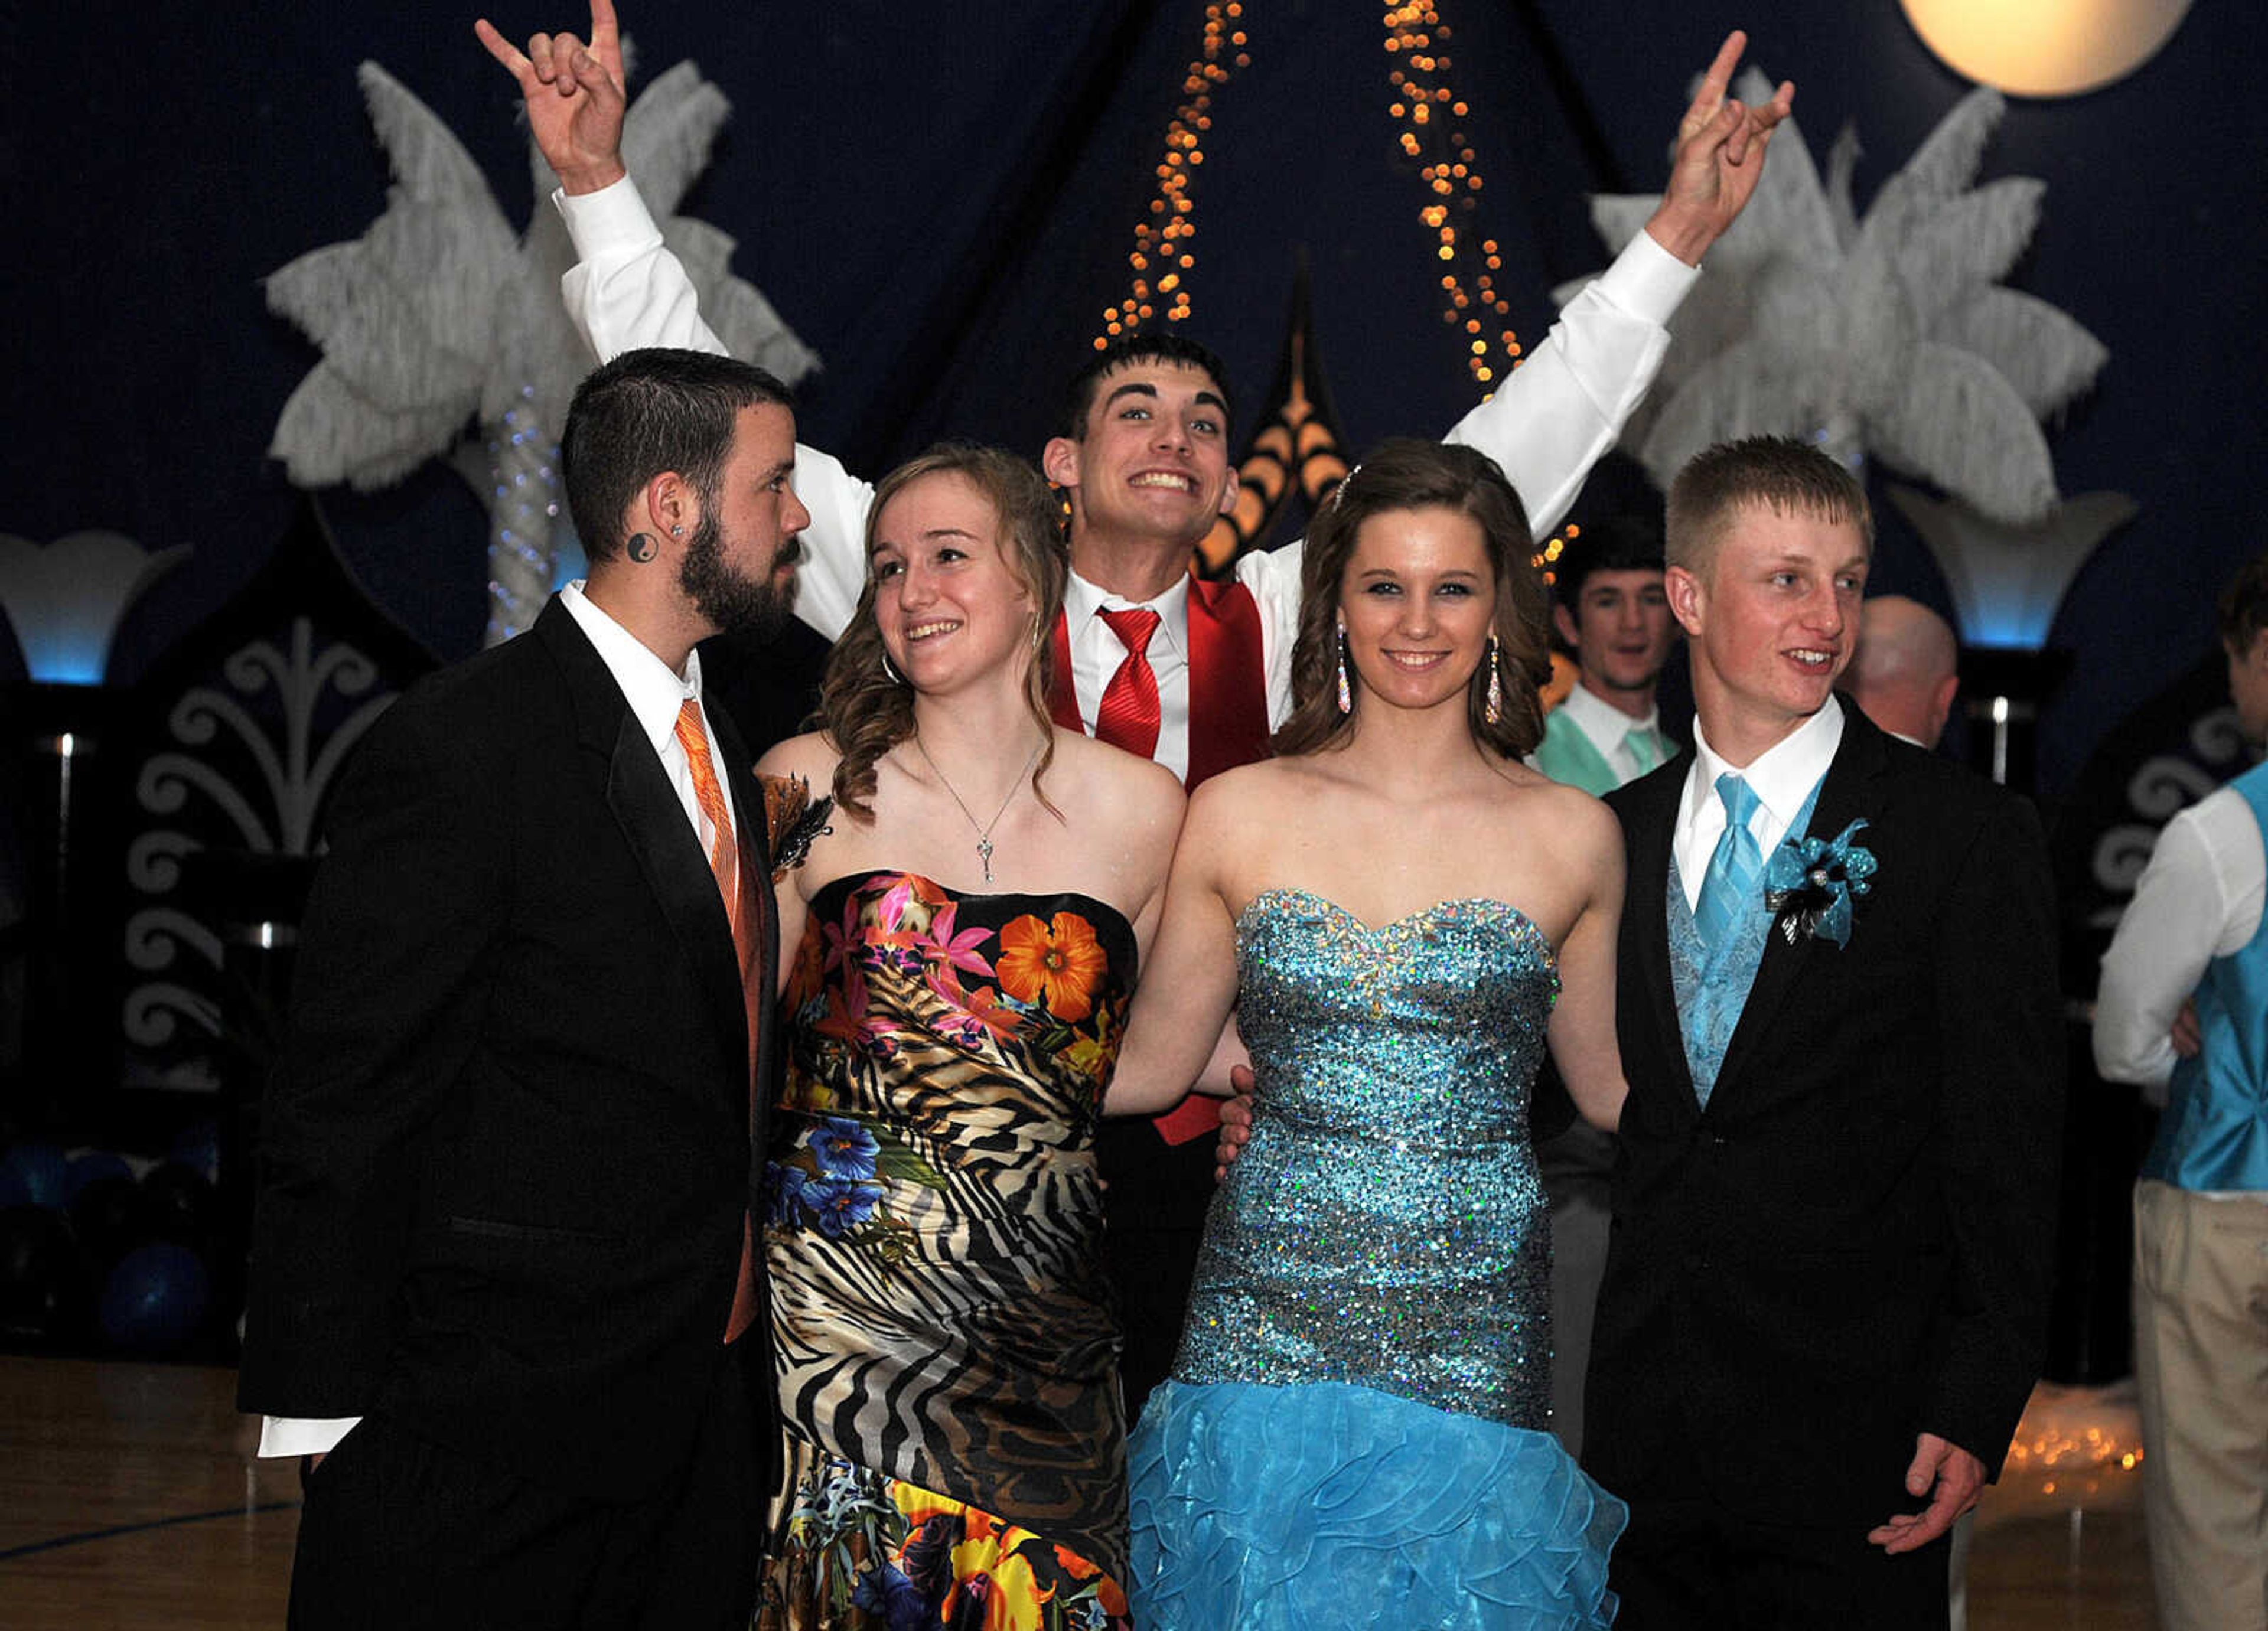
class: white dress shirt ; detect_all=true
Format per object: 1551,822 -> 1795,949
1559,680 -> 1671,783
2094,784 -> 2267,1096
1673,700 -> 1847,914
1060,568 -> 1195,779
258,585 -> 736,1460
552,177 -> 1696,745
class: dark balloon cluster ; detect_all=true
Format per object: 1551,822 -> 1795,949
0,1126 -> 223,1357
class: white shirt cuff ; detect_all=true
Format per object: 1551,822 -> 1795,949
257,1414 -> 361,1459
1599,227 -> 1703,325
553,174 -> 662,261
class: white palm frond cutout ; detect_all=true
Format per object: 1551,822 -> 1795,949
269,57 -> 819,644
1558,79 -> 2106,526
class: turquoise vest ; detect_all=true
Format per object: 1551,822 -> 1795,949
2140,760 -> 2268,1192
1535,707 -> 1621,796
1669,775 -> 1826,1107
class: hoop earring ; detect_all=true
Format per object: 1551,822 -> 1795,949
1484,632 -> 1503,726
881,648 -> 904,686
1335,621 -> 1353,716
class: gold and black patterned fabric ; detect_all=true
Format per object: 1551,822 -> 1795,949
758,869 -> 1136,1623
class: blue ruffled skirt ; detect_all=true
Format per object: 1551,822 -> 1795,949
1127,1379 -> 1625,1629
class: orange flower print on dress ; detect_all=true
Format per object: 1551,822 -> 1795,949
995,912 -> 1109,1022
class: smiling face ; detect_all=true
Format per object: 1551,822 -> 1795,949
1555,566 -> 1676,706
868,470 -> 1038,696
1338,505 -> 1498,717
1669,501 -> 1869,763
679,400 -> 809,638
1042,358 -> 1237,557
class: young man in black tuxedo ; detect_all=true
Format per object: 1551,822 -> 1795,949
1582,437 -> 2062,1627
240,347 -> 808,1628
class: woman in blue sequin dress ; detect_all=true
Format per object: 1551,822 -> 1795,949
1103,441 -> 1633,1628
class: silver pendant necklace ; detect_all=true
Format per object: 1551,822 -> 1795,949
912,734 -> 1044,887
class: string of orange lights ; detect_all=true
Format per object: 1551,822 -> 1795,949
1380,4 -> 1580,578
1096,4 -> 1250,348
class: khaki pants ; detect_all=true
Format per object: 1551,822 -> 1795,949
2132,1179 -> 2268,1631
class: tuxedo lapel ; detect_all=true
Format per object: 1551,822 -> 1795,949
1710,703 -> 1891,1101
536,602 -> 750,1095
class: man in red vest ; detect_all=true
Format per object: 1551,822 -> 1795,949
484,4 -> 1792,1413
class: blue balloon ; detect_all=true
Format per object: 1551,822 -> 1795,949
99,1242 -> 212,1354
66,1151 -> 135,1203
0,1141 -> 69,1211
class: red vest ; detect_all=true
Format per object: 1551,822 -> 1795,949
1044,577 -> 1271,790
1047,577 -> 1270,1143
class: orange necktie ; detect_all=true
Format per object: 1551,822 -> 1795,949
674,699 -> 762,1343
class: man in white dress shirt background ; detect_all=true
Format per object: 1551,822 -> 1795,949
2091,550 -> 2268,1631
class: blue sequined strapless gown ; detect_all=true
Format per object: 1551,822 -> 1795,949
1127,890 -> 1625,1629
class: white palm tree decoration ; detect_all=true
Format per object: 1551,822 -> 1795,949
1560,76 -> 2106,526
268,58 -> 819,644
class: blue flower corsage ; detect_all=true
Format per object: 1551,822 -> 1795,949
1762,818 -> 1877,948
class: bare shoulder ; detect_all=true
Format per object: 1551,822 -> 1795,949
1182,753 -> 1303,834
1498,764 -> 1624,862
1058,728 -> 1183,803
755,729 -> 841,787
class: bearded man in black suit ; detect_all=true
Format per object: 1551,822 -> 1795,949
240,347 -> 808,1628
1582,436 -> 2062,1627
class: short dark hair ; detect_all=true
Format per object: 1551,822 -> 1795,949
1666,436 -> 1872,579
1060,333 -> 1234,441
561,348 -> 796,562
1553,510 -> 1665,606
2218,552 -> 2268,654
1275,438 -> 1548,758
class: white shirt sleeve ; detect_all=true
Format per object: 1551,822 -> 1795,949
556,178 -> 726,359
257,1415 -> 359,1459
553,178 -> 875,644
1442,229 -> 1695,539
1236,540 -> 1308,729
2094,792 -> 2264,1090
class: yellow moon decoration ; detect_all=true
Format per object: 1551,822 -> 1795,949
1900,0 -> 2193,97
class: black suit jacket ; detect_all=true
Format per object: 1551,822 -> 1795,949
1583,702 -> 2062,1526
239,599 -> 777,1498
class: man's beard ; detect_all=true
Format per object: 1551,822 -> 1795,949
679,513 -> 796,639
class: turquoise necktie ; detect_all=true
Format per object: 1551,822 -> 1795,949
1693,773 -> 1762,956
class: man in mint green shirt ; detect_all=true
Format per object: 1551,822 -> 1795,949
1535,514 -> 1680,797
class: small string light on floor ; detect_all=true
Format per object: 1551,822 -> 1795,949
1381,4 -> 1521,395
1097,4 -> 1250,347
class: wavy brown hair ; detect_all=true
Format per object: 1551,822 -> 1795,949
1274,438 -> 1550,759
820,444 -> 1069,820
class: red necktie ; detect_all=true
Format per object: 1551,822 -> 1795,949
674,700 -> 762,1345
1095,606 -> 1164,759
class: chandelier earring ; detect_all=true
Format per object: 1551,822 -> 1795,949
1484,632 -> 1504,726
1335,619 -> 1353,716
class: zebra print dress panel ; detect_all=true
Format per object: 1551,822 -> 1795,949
764,869 -> 1136,1588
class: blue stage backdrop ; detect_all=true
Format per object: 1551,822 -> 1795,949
6,1 -> 2264,796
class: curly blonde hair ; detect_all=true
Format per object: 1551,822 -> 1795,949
1273,438 -> 1550,759
819,445 -> 1069,820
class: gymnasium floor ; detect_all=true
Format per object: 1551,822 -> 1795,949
0,1358 -> 2157,1628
